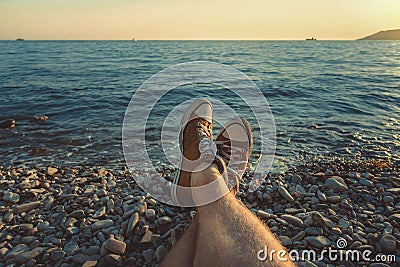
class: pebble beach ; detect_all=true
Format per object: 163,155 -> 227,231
0,158 -> 399,266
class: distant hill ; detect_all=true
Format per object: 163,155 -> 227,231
358,29 -> 400,40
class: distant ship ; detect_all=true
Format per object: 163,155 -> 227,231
306,37 -> 317,41
16,37 -> 24,41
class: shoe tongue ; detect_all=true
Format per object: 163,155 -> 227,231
192,106 -> 212,123
225,124 -> 248,142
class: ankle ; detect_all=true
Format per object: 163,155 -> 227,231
191,163 -> 221,187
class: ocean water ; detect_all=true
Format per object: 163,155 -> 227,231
0,40 -> 399,171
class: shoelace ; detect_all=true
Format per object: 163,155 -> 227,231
197,121 -> 216,159
215,140 -> 248,176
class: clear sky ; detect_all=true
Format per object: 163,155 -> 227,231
0,0 -> 399,40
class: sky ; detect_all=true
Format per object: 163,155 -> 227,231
0,0 -> 399,40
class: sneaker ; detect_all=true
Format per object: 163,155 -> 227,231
172,98 -> 218,206
215,117 -> 253,193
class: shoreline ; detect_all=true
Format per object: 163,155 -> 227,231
0,158 -> 399,266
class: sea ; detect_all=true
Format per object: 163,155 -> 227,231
0,40 -> 399,172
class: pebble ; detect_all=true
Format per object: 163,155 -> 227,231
15,247 -> 47,264
142,248 -> 154,263
105,254 -> 122,266
359,178 -> 373,187
93,207 -> 106,218
71,209 -> 85,219
324,176 -> 348,192
257,210 -> 271,219
379,234 -> 397,253
64,241 -> 80,256
127,212 -> 139,237
4,244 -> 30,260
2,191 -> 20,204
0,162 -> 396,266
305,236 -> 331,248
47,166 -> 58,176
13,201 -> 41,214
145,209 -> 156,221
281,214 -> 304,227
278,186 -> 294,202
104,238 -> 126,255
91,219 -> 114,231
50,250 -> 65,262
82,261 -> 98,267
156,245 -> 168,262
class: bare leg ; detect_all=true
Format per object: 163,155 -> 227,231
191,164 -> 295,267
160,216 -> 199,267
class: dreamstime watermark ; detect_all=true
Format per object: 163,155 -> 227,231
122,61 -> 276,207
257,238 -> 396,263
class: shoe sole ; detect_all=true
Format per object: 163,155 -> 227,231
171,98 -> 213,205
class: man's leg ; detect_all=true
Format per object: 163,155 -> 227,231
160,216 -> 199,267
191,164 -> 295,267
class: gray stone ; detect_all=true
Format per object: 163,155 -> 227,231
145,209 -> 156,221
66,226 -> 79,235
37,221 -> 50,231
93,207 -> 106,218
157,216 -> 172,226
104,238 -> 126,255
257,210 -> 271,219
279,235 -> 292,246
47,166 -> 58,175
140,230 -> 153,244
312,212 -> 334,228
96,189 -> 107,197
105,254 -> 122,266
316,190 -> 326,201
13,201 -> 41,214
127,212 -> 139,237
324,176 -> 348,192
292,231 -> 305,242
4,244 -> 30,260
2,192 -> 20,204
379,234 -> 397,253
305,236 -> 331,248
338,218 -> 350,229
142,248 -> 154,263
156,245 -> 168,262
278,186 -> 294,202
82,261 -> 98,267
281,214 -> 304,227
359,178 -> 373,187
136,202 -> 147,214
64,241 -> 80,256
50,250 -> 65,262
71,209 -> 85,219
15,247 -> 47,264
91,219 -> 114,231
72,254 -> 101,264
383,196 -> 394,203
85,246 -> 100,256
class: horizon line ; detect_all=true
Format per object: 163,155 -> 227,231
1,38 -> 361,41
